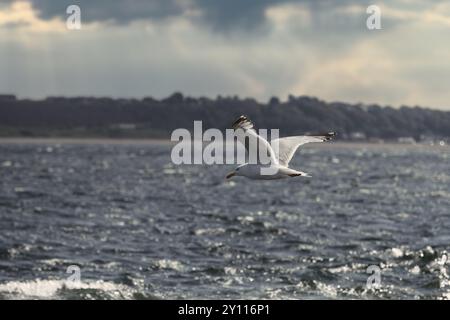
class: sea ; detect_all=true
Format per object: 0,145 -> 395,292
0,140 -> 449,299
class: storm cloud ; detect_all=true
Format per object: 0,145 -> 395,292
3,0 -> 378,30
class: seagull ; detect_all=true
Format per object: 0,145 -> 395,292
226,115 -> 335,180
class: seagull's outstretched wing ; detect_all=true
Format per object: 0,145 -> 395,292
232,115 -> 278,165
271,132 -> 335,167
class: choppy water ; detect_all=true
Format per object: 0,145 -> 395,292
0,141 -> 449,300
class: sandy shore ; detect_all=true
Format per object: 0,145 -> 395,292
0,137 -> 447,151
0,137 -> 173,145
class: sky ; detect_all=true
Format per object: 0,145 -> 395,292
0,0 -> 449,110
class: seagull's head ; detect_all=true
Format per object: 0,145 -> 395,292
226,164 -> 246,179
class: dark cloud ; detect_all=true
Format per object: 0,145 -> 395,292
6,0 -> 445,34
5,0 -> 376,29
195,0 -> 283,31
7,0 -> 184,23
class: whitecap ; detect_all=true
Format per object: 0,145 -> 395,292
409,266 -> 420,275
224,267 -> 237,275
0,279 -> 136,300
1,160 -> 12,167
153,259 -> 184,271
389,247 -> 404,258
329,265 -> 353,274
314,281 -> 338,298
194,227 -> 226,236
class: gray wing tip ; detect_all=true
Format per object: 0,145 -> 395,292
323,131 -> 336,141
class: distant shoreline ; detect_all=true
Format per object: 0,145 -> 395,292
1,94 -> 449,144
0,137 -> 447,150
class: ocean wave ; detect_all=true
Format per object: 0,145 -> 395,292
0,279 -> 142,300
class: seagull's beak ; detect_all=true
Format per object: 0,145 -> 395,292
226,171 -> 236,179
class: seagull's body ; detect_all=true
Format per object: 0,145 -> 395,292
231,164 -> 308,180
226,116 -> 335,180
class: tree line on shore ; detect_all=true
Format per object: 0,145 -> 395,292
0,93 -> 449,141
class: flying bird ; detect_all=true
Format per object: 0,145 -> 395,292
226,115 -> 335,180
